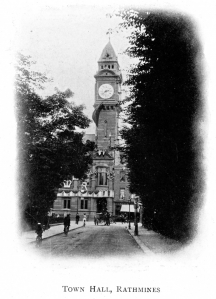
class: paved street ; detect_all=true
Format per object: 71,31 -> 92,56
33,224 -> 143,257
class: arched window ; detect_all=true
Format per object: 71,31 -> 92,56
98,168 -> 108,185
120,171 -> 126,182
120,189 -> 125,199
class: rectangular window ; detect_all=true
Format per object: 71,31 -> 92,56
64,199 -> 70,209
112,65 -> 114,69
98,167 -> 107,185
81,198 -> 88,209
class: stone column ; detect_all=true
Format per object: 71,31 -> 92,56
91,175 -> 96,190
89,197 -> 96,220
108,178 -> 112,191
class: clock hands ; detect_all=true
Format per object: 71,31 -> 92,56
99,84 -> 113,98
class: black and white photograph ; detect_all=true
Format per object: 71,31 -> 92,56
1,0 -> 216,298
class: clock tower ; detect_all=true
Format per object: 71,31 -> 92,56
93,40 -> 122,149
53,40 -> 132,221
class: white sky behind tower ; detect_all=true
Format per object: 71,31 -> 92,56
13,5 -> 131,133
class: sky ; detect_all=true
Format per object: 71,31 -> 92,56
14,5 -> 131,133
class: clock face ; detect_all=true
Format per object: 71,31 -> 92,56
98,84 -> 114,99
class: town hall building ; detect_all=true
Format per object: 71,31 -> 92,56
52,41 -> 134,220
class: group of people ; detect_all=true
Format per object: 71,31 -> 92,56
75,213 -> 86,225
64,213 -> 87,231
94,212 -> 111,226
36,212 -> 113,240
120,214 -> 128,224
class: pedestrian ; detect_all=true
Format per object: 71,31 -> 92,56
94,214 -> 99,225
64,214 -> 70,233
83,213 -> 87,226
121,214 -> 125,224
94,214 -> 97,225
35,222 -> 43,238
105,212 -> 110,226
75,213 -> 80,225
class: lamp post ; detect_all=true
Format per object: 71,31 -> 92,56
130,194 -> 135,230
134,196 -> 139,236
128,196 -> 132,230
138,201 -> 143,226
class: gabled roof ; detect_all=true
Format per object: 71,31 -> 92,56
98,41 -> 118,62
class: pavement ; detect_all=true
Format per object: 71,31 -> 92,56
20,221 -> 183,254
126,223 -> 183,254
20,222 -> 86,245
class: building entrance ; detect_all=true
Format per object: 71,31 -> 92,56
97,198 -> 107,213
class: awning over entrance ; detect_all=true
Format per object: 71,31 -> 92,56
120,204 -> 135,213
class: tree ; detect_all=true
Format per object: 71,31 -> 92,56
16,53 -> 95,228
118,10 -> 203,241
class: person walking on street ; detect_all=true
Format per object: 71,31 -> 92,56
64,214 -> 70,234
83,213 -> 87,227
75,213 -> 80,224
94,214 -> 99,225
35,222 -> 43,246
35,223 -> 43,238
105,212 -> 110,226
121,214 -> 125,224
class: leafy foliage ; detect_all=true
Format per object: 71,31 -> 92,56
16,53 -> 95,227
118,10 -> 203,241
